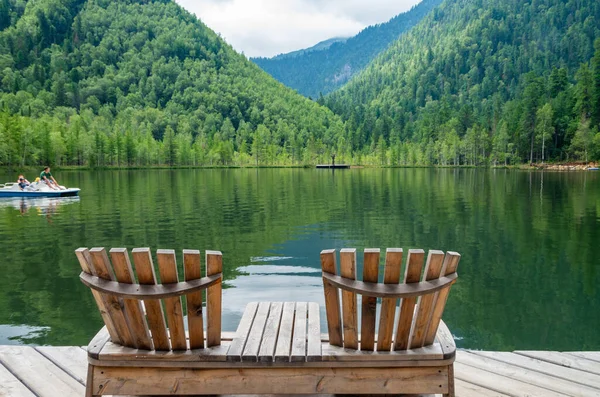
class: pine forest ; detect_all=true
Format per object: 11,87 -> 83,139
1,0 -> 600,168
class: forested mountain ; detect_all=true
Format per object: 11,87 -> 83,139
324,0 -> 600,165
252,0 -> 443,99
0,0 -> 346,168
272,37 -> 348,61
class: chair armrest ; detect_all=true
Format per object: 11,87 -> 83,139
435,320 -> 456,361
87,326 -> 111,360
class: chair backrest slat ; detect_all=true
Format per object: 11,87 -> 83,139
424,252 -> 460,345
320,249 -> 342,347
394,249 -> 425,350
321,248 -> 459,353
89,248 -> 136,348
206,251 -> 222,347
410,250 -> 446,349
377,248 -> 402,351
184,250 -> 205,349
110,248 -> 153,350
76,248 -> 121,345
360,249 -> 380,351
132,248 -> 171,351
340,249 -> 358,349
157,250 -> 187,350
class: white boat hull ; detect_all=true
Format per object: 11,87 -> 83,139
0,182 -> 80,197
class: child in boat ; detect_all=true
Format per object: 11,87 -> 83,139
17,175 -> 30,190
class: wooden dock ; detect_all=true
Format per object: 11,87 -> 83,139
316,164 -> 350,169
0,346 -> 599,396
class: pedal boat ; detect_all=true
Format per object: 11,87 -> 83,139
0,182 -> 80,197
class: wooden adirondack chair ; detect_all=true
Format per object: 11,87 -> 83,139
76,247 -> 225,397
319,248 -> 460,397
78,246 -> 459,396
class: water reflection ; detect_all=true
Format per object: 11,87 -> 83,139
0,324 -> 51,345
0,169 -> 597,351
0,196 -> 80,219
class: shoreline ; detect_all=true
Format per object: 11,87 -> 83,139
0,163 -> 597,171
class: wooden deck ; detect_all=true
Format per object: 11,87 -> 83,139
0,346 -> 599,396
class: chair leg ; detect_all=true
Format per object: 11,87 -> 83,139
85,364 -> 98,397
444,363 -> 455,397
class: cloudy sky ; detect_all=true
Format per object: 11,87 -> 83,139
175,0 -> 422,58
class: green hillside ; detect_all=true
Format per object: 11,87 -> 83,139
0,0 -> 346,168
253,0 -> 443,99
325,0 -> 600,165
272,37 -> 348,61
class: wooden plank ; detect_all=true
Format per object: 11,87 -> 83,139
425,251 -> 460,345
75,248 -> 121,344
227,301 -> 258,361
434,319 -> 456,359
377,248 -> 402,351
109,248 -> 153,350
157,249 -> 187,350
320,249 -> 342,347
411,250 -> 445,348
322,342 -> 444,361
274,302 -> 296,362
132,248 -> 170,350
0,346 -> 85,397
242,302 -> 271,362
454,361 -> 568,397
340,248 -> 358,349
35,346 -> 88,385
0,359 -> 35,397
93,366 -> 449,395
515,350 -> 600,376
455,379 -> 511,397
323,272 -> 457,298
183,249 -> 204,349
91,352 -> 451,368
206,250 -> 223,347
86,326 -> 110,359
291,302 -> 308,362
567,352 -> 600,363
99,340 -> 230,362
307,302 -> 322,361
395,249 -> 425,350
89,247 -> 136,348
473,351 -> 600,389
258,302 -> 284,362
360,248 -> 380,351
457,351 -> 599,397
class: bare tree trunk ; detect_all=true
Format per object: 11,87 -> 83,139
541,134 -> 545,164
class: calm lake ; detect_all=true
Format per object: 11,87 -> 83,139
0,168 -> 598,351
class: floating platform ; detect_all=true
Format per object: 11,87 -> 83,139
316,164 -> 350,169
0,345 -> 599,396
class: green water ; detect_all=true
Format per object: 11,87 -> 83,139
0,169 -> 598,351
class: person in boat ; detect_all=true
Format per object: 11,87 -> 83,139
40,167 -> 59,190
17,175 -> 30,190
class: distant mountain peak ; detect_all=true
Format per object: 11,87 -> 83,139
270,37 -> 349,61
252,0 -> 444,98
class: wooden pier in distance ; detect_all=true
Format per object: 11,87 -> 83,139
316,164 -> 350,169
1,345 -> 599,396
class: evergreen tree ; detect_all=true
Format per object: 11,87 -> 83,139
592,39 -> 600,128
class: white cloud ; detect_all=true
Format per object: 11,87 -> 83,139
175,0 -> 422,58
